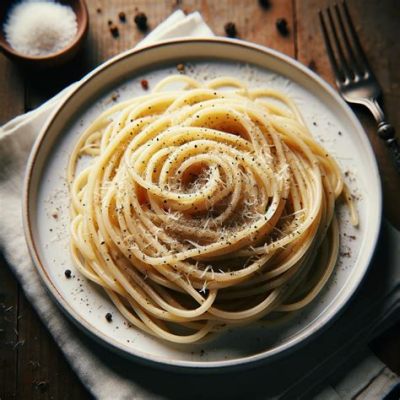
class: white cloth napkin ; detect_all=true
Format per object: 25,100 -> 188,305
0,10 -> 399,400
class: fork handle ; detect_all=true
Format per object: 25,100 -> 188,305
367,98 -> 400,173
377,122 -> 400,173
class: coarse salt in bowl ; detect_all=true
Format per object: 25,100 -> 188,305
0,0 -> 88,68
5,1 -> 78,57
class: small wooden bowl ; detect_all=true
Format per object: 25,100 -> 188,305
0,0 -> 88,68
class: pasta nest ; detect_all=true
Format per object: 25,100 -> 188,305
68,76 -> 356,343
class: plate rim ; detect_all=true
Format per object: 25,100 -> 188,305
22,37 -> 382,370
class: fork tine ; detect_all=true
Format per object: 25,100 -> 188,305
334,4 -> 362,77
326,7 -> 352,80
341,1 -> 370,74
319,11 -> 343,83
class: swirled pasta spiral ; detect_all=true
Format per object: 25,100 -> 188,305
68,75 -> 357,344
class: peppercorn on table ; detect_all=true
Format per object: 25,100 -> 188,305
0,1 -> 399,399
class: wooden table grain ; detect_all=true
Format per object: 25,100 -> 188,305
0,1 -> 399,399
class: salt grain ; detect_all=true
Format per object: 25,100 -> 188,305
4,0 -> 78,57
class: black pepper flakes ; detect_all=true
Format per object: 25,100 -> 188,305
134,12 -> 148,31
276,18 -> 289,36
119,11 -> 126,22
224,22 -> 237,38
64,269 -> 72,278
105,313 -> 113,322
140,79 -> 149,90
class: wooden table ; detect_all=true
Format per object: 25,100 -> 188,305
1,1 -> 399,398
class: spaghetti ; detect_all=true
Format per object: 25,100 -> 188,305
68,75 -> 357,344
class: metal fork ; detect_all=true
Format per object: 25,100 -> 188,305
319,2 -> 400,172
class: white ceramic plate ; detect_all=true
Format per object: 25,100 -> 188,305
23,38 -> 381,370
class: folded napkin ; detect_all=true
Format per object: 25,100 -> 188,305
0,10 -> 399,400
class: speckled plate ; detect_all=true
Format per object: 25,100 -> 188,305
23,38 -> 381,371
